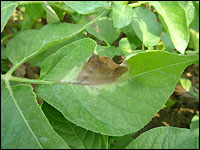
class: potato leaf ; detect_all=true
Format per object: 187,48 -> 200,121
36,38 -> 198,136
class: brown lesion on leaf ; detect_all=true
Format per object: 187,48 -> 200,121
75,54 -> 128,85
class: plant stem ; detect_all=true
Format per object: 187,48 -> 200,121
142,44 -> 145,50
105,40 -> 111,47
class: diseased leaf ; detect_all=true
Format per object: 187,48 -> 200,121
112,5 -> 133,28
36,38 -> 198,136
63,1 -> 108,15
1,80 -> 69,149
76,54 -> 128,85
1,1 -> 18,32
150,1 -> 189,54
126,127 -> 199,149
42,102 -> 107,149
132,7 -> 163,47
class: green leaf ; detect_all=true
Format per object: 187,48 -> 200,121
1,46 -> 7,59
121,23 -> 142,48
119,38 -> 135,56
112,5 -> 133,28
1,80 -> 69,149
43,3 -> 60,24
6,10 -> 105,74
63,1 -> 108,15
190,114 -> 199,130
180,78 -> 192,91
150,1 -> 189,54
96,45 -> 118,58
111,132 -> 137,149
188,29 -> 199,52
132,7 -> 163,47
29,33 -> 86,67
42,102 -> 107,149
25,3 -> 45,20
51,5 -> 65,20
161,32 -> 175,50
126,127 -> 199,149
36,38 -> 198,136
86,18 -> 120,45
1,1 -> 18,32
179,1 -> 196,26
190,9 -> 199,32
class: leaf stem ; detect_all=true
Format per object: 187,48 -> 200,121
142,44 -> 145,50
105,40 -> 111,47
1,74 -> 55,84
11,76 -> 55,84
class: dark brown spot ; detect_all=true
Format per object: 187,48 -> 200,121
76,54 -> 128,85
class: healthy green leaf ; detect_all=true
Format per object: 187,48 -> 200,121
190,9 -> 199,32
119,38 -> 134,56
63,1 -> 108,15
42,102 -> 107,149
150,1 -> 189,54
179,1 -> 196,26
121,23 -> 142,48
161,32 -> 175,50
132,7 -> 163,47
188,29 -> 199,52
6,10 -> 105,74
28,33 -> 86,67
190,114 -> 199,130
86,18 -> 120,45
180,78 -> 192,91
36,38 -> 198,136
96,45 -> 118,58
112,5 -> 133,28
111,132 -> 137,149
43,3 -> 60,24
1,1 -> 18,32
1,80 -> 69,149
126,126 -> 199,149
25,3 -> 45,20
